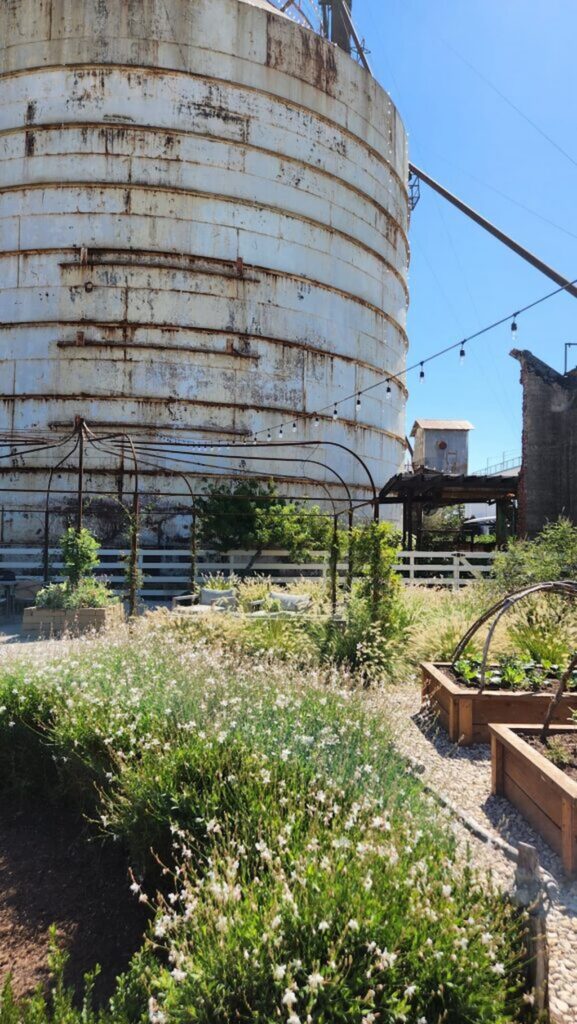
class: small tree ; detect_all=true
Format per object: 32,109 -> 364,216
60,527 -> 101,588
197,480 -> 331,560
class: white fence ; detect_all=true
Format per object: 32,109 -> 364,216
0,547 -> 496,601
395,551 -> 496,587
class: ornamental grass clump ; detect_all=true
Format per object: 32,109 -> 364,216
0,635 -> 529,1023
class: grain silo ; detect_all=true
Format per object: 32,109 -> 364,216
0,0 -> 409,543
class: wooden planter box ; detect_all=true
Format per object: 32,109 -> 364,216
22,603 -> 125,638
422,662 -> 577,745
490,724 -> 577,876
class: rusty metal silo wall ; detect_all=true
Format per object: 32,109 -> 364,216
0,0 -> 409,543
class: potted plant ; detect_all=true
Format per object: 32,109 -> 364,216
421,582 -> 577,744
22,528 -> 125,637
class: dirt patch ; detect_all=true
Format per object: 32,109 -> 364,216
0,795 -> 148,1004
523,733 -> 577,783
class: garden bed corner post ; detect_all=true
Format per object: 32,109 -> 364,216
512,843 -> 548,1015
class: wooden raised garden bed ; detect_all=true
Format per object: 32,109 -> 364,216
22,604 -> 125,638
490,724 -> 577,876
422,662 -> 577,745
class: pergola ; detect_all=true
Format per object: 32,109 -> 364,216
379,470 -> 519,550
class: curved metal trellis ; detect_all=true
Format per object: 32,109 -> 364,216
452,581 -> 577,692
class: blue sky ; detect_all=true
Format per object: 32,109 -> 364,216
353,0 -> 577,471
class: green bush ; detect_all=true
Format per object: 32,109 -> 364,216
60,527 -> 101,586
35,577 -> 118,610
36,528 -> 117,609
493,518 -> 577,591
0,637 -> 528,1023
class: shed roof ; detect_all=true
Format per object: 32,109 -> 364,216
410,419 -> 474,436
379,470 -> 518,504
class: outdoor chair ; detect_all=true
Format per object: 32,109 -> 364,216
247,590 -> 313,616
13,579 -> 43,610
172,587 -> 237,612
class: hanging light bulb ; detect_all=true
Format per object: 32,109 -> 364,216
356,393 -> 362,409
333,405 -> 338,420
253,436 -> 257,445
279,425 -> 284,438
419,362 -> 425,380
314,413 -> 320,425
511,315 -> 518,335
386,381 -> 392,400
459,341 -> 466,362
267,430 -> 271,442
292,421 -> 297,433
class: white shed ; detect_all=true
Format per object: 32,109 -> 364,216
410,420 -> 474,475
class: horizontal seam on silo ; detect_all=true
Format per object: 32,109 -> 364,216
0,394 -> 405,443
0,181 -> 409,301
0,321 -> 409,373
0,121 -> 409,261
0,249 -> 410,333
0,62 -> 410,200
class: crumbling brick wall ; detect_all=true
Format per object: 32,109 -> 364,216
512,349 -> 577,536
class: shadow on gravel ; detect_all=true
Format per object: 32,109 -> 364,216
410,705 -> 491,765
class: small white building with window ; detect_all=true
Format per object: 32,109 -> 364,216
410,419 -> 474,476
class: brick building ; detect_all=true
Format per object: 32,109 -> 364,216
512,349 -> 577,536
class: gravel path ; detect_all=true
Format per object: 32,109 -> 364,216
376,681 -> 577,1023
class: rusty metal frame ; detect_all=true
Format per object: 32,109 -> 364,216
0,420 -> 374,603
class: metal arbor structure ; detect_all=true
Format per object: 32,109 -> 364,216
0,420 -> 381,614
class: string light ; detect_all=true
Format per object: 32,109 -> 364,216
267,430 -> 271,442
292,421 -> 297,433
279,426 -> 284,438
386,381 -> 392,399
247,274 -> 577,442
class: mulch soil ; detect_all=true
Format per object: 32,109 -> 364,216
524,734 -> 577,783
0,795 -> 148,1004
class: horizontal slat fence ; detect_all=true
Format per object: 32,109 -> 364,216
0,548 -> 496,601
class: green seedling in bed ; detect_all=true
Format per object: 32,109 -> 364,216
545,737 -> 571,769
454,656 -> 481,685
497,656 -> 528,689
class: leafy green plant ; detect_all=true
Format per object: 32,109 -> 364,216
35,578 -> 117,610
545,737 -> 570,769
454,656 -> 482,684
497,655 -> 528,689
60,527 -> 101,587
196,479 -> 331,559
493,517 -> 577,591
35,528 -> 117,610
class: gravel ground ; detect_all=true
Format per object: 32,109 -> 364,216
375,681 -> 577,1024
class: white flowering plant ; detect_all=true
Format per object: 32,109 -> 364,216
0,633 -> 530,1023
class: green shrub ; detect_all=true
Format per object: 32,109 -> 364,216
36,528 -> 117,609
493,518 -> 577,591
0,637 -> 528,1023
35,577 -> 117,610
60,527 -> 101,587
